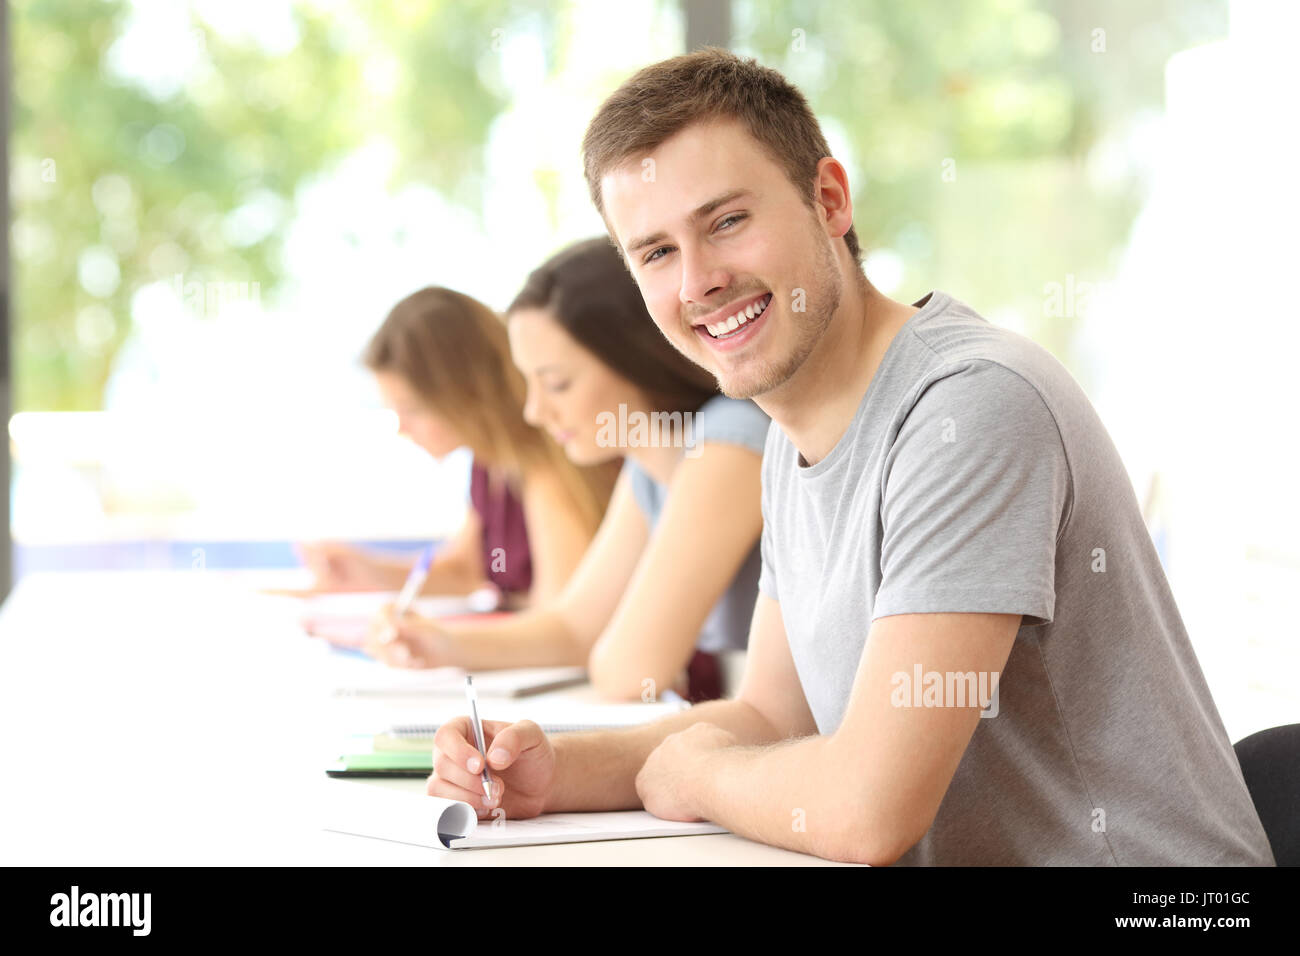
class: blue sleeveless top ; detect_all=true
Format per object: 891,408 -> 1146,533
620,395 -> 770,653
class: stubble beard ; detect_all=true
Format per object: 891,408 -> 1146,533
714,232 -> 842,401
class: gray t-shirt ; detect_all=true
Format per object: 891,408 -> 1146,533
626,395 -> 768,653
758,291 -> 1275,866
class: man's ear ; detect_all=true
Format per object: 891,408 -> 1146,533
813,156 -> 854,242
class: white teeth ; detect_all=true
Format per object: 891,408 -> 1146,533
705,294 -> 772,338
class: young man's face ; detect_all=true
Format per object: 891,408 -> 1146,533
600,117 -> 844,400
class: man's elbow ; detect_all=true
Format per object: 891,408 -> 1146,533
811,804 -> 928,866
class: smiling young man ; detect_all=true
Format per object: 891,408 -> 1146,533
422,48 -> 1275,865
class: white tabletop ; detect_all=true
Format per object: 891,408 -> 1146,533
0,569 -> 848,866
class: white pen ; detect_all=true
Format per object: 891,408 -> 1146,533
464,676 -> 494,802
381,543 -> 436,645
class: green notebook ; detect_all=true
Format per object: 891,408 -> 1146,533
326,749 -> 433,778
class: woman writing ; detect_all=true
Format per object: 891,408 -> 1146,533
300,287 -> 618,609
366,239 -> 768,701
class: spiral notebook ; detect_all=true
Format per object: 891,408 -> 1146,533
382,697 -> 692,737
322,779 -> 727,850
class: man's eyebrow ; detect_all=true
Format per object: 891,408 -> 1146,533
625,188 -> 753,255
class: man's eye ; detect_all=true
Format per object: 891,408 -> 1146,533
643,246 -> 671,265
717,213 -> 746,230
545,381 -> 571,394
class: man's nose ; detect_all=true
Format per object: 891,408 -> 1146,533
679,241 -> 729,308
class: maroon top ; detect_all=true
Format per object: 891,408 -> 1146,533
469,461 -> 533,599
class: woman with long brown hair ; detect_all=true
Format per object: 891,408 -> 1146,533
365,238 -> 769,702
300,287 -> 618,608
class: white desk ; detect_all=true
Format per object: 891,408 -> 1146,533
0,570 -> 848,866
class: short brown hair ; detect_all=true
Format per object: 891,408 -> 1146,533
582,46 -> 861,265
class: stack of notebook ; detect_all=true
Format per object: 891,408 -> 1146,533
327,698 -> 692,777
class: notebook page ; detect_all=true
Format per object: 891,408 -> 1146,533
318,649 -> 585,698
300,592 -> 500,648
322,780 -> 726,850
453,811 -> 727,849
322,781 -> 477,848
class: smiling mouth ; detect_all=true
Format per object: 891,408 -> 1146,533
700,293 -> 773,340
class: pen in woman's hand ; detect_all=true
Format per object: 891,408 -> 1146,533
382,543 -> 436,644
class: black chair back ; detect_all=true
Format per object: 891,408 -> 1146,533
1234,723 -> 1300,866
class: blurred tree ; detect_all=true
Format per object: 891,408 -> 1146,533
10,0 -> 556,410
735,0 -> 1227,362
12,0 -> 1228,410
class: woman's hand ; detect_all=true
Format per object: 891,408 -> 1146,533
295,541 -> 403,592
363,603 -> 454,669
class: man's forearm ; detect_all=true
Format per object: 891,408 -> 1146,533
689,736 -> 894,865
543,699 -> 784,812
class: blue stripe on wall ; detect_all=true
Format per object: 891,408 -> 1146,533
14,539 -> 443,577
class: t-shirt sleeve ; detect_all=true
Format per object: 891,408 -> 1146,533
873,361 -> 1071,626
694,396 -> 771,456
757,516 -> 778,599
756,425 -> 781,599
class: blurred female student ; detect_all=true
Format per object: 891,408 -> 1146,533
299,287 -> 619,609
366,238 -> 768,701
